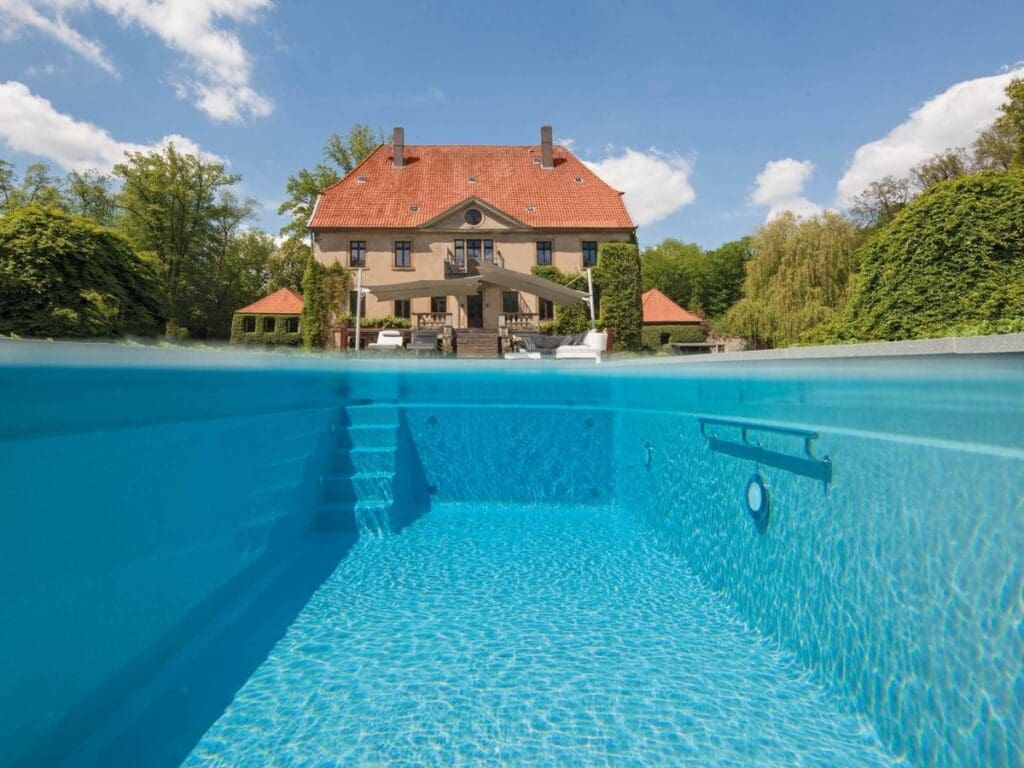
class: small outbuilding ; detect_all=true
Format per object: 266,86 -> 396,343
231,288 -> 304,345
640,288 -> 705,349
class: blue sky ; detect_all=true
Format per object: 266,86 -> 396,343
1,0 -> 1022,248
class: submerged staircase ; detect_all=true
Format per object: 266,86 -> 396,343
317,402 -> 400,536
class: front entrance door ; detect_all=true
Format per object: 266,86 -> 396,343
466,294 -> 483,328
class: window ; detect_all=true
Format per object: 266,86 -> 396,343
539,298 -> 554,321
261,317 -> 276,333
394,299 -> 410,319
285,317 -> 299,333
464,208 -> 483,225
454,239 -> 465,266
483,239 -> 494,263
394,241 -> 412,268
502,291 -> 520,314
467,239 -> 481,262
349,240 -> 366,268
536,241 -> 552,266
242,316 -> 256,332
582,241 -> 598,268
431,296 -> 447,314
349,290 -> 366,318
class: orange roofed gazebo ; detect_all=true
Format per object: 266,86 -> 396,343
641,288 -> 702,325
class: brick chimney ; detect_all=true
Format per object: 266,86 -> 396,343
540,125 -> 553,169
392,126 -> 405,168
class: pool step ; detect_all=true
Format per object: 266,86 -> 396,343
316,404 -> 401,535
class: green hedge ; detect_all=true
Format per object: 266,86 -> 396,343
814,169 -> 1024,343
641,323 -> 706,350
230,313 -> 302,345
595,242 -> 643,350
334,314 -> 411,329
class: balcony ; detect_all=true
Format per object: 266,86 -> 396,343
498,312 -> 539,332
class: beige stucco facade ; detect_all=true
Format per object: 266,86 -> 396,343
312,200 -> 633,329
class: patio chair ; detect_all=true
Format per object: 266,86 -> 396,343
367,329 -> 406,351
409,330 -> 440,354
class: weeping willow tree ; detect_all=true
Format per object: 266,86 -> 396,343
724,212 -> 862,348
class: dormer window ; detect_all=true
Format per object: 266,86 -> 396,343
357,175 -> 367,183
574,176 -> 584,184
468,176 -> 478,184
409,205 -> 419,212
525,204 -> 536,213
464,208 -> 483,225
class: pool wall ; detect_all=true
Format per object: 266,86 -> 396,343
1,347 -> 1021,767
0,367 -> 340,767
613,377 -> 1024,767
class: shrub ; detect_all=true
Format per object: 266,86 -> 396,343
641,323 -> 706,350
821,170 -> 1024,342
301,255 -> 327,348
532,265 -> 591,334
0,204 -> 162,337
595,242 -> 643,351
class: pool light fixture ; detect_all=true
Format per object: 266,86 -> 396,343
745,472 -> 770,532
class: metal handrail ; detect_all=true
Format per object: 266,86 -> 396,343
698,417 -> 833,486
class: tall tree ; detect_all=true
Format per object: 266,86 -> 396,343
724,212 -> 862,348
267,236 -> 312,293
848,176 -> 911,228
910,148 -> 969,190
640,239 -> 705,310
1000,78 -> 1024,166
702,237 -> 754,318
66,169 -> 118,227
114,144 -> 253,336
278,124 -> 384,238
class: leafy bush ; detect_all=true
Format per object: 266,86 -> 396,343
333,314 -> 411,329
532,265 -> 591,334
0,204 -> 162,337
819,170 -> 1024,342
595,242 -> 643,350
641,323 -> 706,350
301,255 -> 327,348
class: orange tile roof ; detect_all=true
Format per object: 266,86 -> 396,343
642,288 -> 703,324
309,145 -> 635,230
236,288 -> 304,315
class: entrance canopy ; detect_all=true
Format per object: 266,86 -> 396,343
367,264 -> 588,306
475,263 -> 586,305
367,276 -> 481,301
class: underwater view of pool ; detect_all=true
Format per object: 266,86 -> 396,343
1,342 -> 1021,767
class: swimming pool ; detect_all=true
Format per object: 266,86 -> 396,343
1,342 -> 1021,767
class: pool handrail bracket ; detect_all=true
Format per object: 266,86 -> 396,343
698,417 -> 833,486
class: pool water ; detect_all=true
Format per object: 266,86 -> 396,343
184,503 -> 892,767
1,344 -> 1021,767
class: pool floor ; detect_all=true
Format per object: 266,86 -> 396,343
184,503 -> 894,766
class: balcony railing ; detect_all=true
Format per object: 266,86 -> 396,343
498,312 -> 539,332
415,312 -> 453,329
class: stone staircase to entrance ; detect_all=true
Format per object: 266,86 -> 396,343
455,330 -> 500,357
316,403 -> 399,536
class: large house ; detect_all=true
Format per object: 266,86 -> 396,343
308,127 -> 636,335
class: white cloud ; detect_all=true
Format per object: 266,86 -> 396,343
584,148 -> 696,227
836,65 -> 1024,205
556,136 -> 576,150
0,0 -> 118,75
0,80 -> 215,171
750,158 -> 823,221
0,0 -> 274,122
